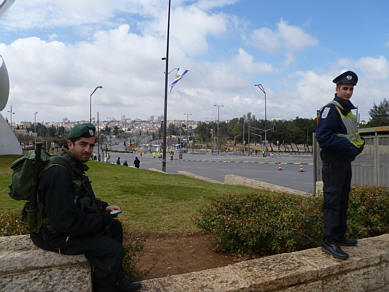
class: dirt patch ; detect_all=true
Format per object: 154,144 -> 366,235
134,231 -> 248,280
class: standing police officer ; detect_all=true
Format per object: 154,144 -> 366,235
30,123 -> 140,292
316,71 -> 365,260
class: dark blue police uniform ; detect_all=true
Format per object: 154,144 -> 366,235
316,71 -> 364,260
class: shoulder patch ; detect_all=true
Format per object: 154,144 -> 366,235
321,107 -> 330,119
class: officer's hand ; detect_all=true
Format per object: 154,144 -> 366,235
106,205 -> 121,212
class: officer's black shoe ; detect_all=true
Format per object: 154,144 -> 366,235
93,283 -> 117,292
322,242 -> 349,260
117,278 -> 142,292
337,238 -> 357,246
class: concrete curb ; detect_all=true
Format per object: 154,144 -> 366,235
148,168 -> 168,174
177,171 -> 223,184
224,174 -> 312,197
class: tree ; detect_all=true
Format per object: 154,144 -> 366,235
167,123 -> 180,136
194,122 -> 212,142
368,98 -> 389,127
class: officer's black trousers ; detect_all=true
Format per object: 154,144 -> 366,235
60,219 -> 124,288
322,160 -> 352,242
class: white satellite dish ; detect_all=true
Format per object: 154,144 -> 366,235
0,0 -> 15,18
0,0 -> 14,111
0,55 -> 10,111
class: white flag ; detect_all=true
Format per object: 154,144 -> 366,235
169,68 -> 189,92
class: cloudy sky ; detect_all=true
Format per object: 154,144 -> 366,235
0,0 -> 389,123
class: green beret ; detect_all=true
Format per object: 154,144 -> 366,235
68,123 -> 96,139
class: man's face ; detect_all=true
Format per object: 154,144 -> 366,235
67,137 -> 95,162
336,84 -> 354,101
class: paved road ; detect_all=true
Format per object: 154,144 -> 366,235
103,152 -> 314,194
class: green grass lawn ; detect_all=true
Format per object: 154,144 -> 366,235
0,155 -> 270,232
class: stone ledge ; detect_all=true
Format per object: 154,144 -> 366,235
137,233 -> 389,292
177,171 -> 223,184
0,235 -> 92,292
148,168 -> 168,174
224,174 -> 311,197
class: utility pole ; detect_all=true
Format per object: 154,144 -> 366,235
213,104 -> 223,154
162,0 -> 171,172
184,113 -> 192,150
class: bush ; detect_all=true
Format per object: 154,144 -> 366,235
347,186 -> 389,238
0,210 -> 144,281
0,210 -> 29,236
194,186 -> 389,256
121,222 -> 145,281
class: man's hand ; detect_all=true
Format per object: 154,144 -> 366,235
106,205 -> 121,212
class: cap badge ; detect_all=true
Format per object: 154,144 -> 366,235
346,75 -> 352,80
89,129 -> 94,136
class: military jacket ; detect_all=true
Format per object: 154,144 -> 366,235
31,150 -> 112,249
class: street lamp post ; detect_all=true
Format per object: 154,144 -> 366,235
97,112 -> 101,161
162,0 -> 171,172
213,104 -> 223,154
34,111 -> 38,133
242,119 -> 245,153
89,86 -> 102,123
7,104 -> 14,128
254,83 -> 267,145
184,113 -> 192,150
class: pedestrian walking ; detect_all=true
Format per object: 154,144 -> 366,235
134,157 -> 140,168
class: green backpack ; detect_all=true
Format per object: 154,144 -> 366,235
8,143 -> 54,232
9,146 -> 52,201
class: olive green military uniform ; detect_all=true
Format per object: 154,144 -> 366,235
30,124 -> 130,292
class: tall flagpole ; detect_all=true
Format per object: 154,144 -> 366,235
162,0 -> 171,172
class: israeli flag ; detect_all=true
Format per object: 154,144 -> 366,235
169,68 -> 189,92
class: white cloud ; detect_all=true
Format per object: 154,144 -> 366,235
338,56 -> 388,81
252,27 -> 279,52
251,19 -> 318,63
2,2 -> 387,124
0,1 -> 168,30
277,20 -> 318,51
144,5 -> 228,56
0,22 -> 273,123
233,49 -> 274,74
272,59 -> 389,121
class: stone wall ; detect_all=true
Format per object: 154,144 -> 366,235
138,233 -> 389,292
1,234 -> 387,291
0,235 -> 92,292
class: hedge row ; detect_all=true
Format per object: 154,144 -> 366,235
194,186 -> 389,256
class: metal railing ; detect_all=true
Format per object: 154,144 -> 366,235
314,134 -> 389,190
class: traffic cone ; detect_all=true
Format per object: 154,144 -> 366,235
278,162 -> 283,171
299,163 -> 304,172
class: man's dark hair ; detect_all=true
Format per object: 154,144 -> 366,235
64,137 -> 81,149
